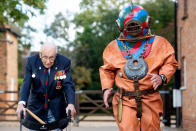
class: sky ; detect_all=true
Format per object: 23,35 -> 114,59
28,0 -> 81,51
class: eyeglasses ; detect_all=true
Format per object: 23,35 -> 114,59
41,56 -> 56,62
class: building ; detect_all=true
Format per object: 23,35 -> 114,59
177,0 -> 196,130
0,26 -> 19,120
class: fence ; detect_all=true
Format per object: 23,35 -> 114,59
0,89 -> 175,127
73,89 -> 175,126
0,90 -> 18,121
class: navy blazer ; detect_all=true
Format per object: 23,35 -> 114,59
19,54 -> 75,122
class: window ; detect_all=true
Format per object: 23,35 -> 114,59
182,0 -> 188,20
180,57 -> 186,90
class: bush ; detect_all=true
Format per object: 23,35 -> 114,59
18,78 -> 23,91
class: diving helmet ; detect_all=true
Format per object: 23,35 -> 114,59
116,3 -> 151,37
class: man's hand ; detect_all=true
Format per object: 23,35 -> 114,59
16,103 -> 26,119
66,104 -> 76,117
103,88 -> 113,108
148,73 -> 162,90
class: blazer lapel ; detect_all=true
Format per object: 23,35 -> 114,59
38,61 -> 45,90
48,66 -> 56,87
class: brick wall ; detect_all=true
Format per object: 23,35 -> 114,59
0,35 -> 7,120
177,0 -> 196,130
0,28 -> 18,120
0,38 -> 7,90
6,31 -> 18,101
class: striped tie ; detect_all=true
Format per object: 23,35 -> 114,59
44,69 -> 49,110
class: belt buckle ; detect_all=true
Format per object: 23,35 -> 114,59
136,90 -> 142,98
119,88 -> 124,99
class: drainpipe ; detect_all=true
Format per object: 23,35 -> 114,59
173,0 -> 182,128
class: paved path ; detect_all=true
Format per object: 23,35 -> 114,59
0,116 -> 185,131
0,122 -> 185,131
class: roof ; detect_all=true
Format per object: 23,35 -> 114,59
0,25 -> 21,37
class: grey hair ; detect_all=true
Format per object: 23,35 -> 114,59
40,42 -> 58,53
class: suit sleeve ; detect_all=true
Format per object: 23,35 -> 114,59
19,57 -> 32,104
62,60 -> 75,105
159,38 -> 178,83
99,42 -> 117,91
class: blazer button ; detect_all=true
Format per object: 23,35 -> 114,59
48,99 -> 50,102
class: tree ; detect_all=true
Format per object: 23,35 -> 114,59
0,0 -> 47,26
142,0 -> 174,37
0,0 -> 48,77
72,1 -> 121,90
44,12 -> 69,42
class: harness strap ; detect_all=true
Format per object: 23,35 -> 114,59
117,86 -> 158,129
133,81 -> 142,119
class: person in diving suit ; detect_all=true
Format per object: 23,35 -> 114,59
99,1 -> 178,131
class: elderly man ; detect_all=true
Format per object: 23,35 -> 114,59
16,42 -> 76,131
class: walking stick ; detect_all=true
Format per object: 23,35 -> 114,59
25,108 -> 46,124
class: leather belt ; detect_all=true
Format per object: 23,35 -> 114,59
117,88 -> 158,125
118,88 -> 158,97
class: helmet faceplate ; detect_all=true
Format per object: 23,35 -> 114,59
117,5 -> 151,37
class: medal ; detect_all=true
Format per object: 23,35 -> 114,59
56,81 -> 62,89
54,70 -> 67,80
63,75 -> 66,79
60,76 -> 63,80
57,76 -> 60,80
62,70 -> 66,79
